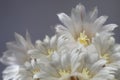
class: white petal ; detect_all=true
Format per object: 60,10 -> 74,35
28,49 -> 46,58
57,13 -> 75,35
26,31 -> 34,49
90,59 -> 107,74
14,33 -> 27,48
61,53 -> 70,68
55,25 -> 68,34
85,45 -> 99,68
94,16 -> 108,25
50,35 -> 57,48
33,72 -> 49,79
71,3 -> 86,22
40,63 -> 59,77
93,33 -> 115,54
103,24 -> 118,32
94,16 -> 108,31
3,65 -> 19,80
43,35 -> 50,43
88,7 -> 98,22
93,67 -> 116,80
111,52 -> 120,61
57,13 -> 73,28
51,52 -> 60,66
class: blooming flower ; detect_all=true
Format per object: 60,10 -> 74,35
56,3 -> 118,47
28,35 -> 67,60
35,45 -> 116,80
16,59 -> 42,80
0,3 -> 120,80
93,33 -> 120,80
2,65 -> 19,80
0,32 -> 34,65
2,59 -> 43,80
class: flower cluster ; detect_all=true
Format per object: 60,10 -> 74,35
1,3 -> 120,80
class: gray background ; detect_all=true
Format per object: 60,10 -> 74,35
0,0 -> 120,79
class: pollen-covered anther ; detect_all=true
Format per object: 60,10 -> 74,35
81,68 -> 92,79
77,31 -> 90,46
100,54 -> 110,63
47,49 -> 54,57
32,68 -> 40,75
59,69 -> 70,77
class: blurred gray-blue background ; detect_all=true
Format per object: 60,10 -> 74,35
0,0 -> 120,80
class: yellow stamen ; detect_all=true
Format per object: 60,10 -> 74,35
100,53 -> 110,63
32,68 -> 40,75
47,49 -> 54,58
59,69 -> 70,77
77,31 -> 90,46
81,68 -> 91,78
31,68 -> 40,80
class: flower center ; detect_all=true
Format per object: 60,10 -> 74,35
32,68 -> 40,75
59,69 -> 70,77
100,53 -> 110,63
58,68 -> 92,80
77,31 -> 90,46
47,49 -> 54,58
81,68 -> 91,79
31,68 -> 40,80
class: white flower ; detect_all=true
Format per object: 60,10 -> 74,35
16,60 -> 42,80
2,65 -> 19,80
111,45 -> 120,80
2,58 -> 47,80
93,33 -> 120,80
0,32 -> 34,65
33,45 -> 86,80
56,3 -> 118,47
93,34 -> 120,65
1,2 -> 119,80
28,35 -> 67,59
35,45 -> 116,80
